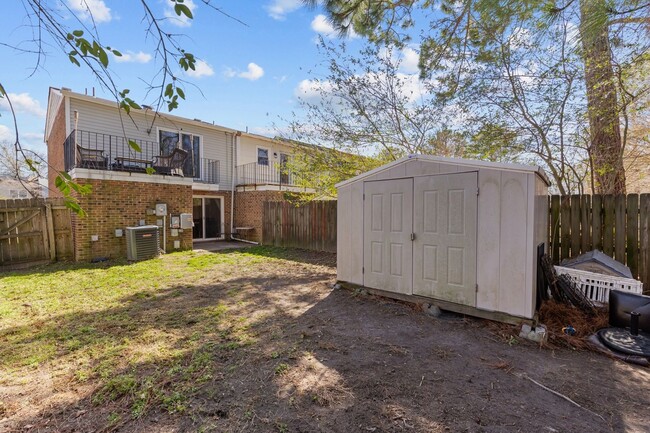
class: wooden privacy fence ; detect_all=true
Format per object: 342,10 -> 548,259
548,194 -> 650,290
0,197 -> 73,270
262,200 -> 337,253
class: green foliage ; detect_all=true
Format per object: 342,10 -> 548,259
54,173 -> 91,216
173,0 -> 194,20
315,0 -> 650,194
66,30 -> 115,69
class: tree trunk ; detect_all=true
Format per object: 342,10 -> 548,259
580,0 -> 626,194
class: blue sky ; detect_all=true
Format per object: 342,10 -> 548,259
0,0 -> 384,154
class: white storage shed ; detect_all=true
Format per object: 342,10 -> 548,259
336,155 -> 550,322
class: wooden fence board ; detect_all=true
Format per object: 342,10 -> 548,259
560,196 -> 571,259
615,195 -> 627,263
550,195 -> 560,260
570,195 -> 581,257
549,194 -> 649,291
261,200 -> 337,253
0,197 -> 73,268
592,195 -> 603,251
640,194 -> 650,294
626,194 -> 639,279
602,195 -> 615,257
580,195 -> 591,254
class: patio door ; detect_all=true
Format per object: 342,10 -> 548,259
193,197 -> 224,240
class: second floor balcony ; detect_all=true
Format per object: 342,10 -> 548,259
64,130 -> 220,185
236,161 -> 298,188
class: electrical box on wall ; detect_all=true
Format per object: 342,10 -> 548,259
180,213 -> 193,229
170,215 -> 180,229
155,203 -> 168,216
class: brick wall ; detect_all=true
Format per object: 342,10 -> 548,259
234,190 -> 284,242
46,103 -> 67,198
72,178 -> 192,261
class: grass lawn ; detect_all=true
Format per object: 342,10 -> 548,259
1,247 -> 336,431
2,247 -> 649,433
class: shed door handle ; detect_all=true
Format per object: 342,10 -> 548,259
411,233 -> 416,241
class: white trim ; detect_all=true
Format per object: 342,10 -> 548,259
64,95 -> 71,137
192,195 -> 225,241
236,185 -> 315,193
335,155 -> 551,188
192,183 -> 221,191
45,88 -> 64,142
70,168 -> 193,185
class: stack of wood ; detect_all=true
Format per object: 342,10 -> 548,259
541,255 -> 597,315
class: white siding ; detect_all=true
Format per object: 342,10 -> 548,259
238,135 -> 293,167
69,97 -> 234,189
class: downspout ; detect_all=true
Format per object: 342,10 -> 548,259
230,131 -> 258,245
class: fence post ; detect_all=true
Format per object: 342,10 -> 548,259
640,194 -> 650,293
626,194 -> 639,279
45,203 -> 56,261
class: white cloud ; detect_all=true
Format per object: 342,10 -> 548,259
311,14 -> 335,34
114,50 -> 152,64
239,63 -> 264,81
0,124 -> 14,143
164,0 -> 196,27
23,132 -> 44,140
66,0 -> 112,23
266,0 -> 302,20
294,72 -> 427,106
293,79 -> 333,103
0,93 -> 46,118
400,47 -> 420,74
186,59 -> 215,78
311,14 -> 359,39
225,63 -> 265,81
379,45 -> 421,74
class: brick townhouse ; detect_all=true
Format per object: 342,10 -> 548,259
45,87 -> 310,261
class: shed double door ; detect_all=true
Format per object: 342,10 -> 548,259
363,172 -> 478,306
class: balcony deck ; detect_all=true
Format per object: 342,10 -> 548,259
235,161 -> 299,189
64,130 -> 220,185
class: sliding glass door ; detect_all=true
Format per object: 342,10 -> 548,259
192,197 -> 223,240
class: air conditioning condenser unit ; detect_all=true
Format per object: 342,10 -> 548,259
126,225 -> 160,261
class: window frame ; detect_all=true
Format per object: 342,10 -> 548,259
257,146 -> 269,166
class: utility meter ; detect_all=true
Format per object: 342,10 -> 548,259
170,215 -> 180,229
155,203 -> 167,216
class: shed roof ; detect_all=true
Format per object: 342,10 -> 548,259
335,155 -> 550,188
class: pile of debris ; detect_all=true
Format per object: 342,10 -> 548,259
539,250 -> 649,365
541,255 -> 598,316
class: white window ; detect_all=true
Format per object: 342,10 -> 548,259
257,147 -> 269,166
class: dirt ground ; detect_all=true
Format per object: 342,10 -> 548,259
2,249 -> 649,433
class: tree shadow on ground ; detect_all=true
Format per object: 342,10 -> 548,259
3,256 -> 647,432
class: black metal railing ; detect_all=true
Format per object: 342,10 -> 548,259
63,129 -> 220,184
236,161 -> 296,187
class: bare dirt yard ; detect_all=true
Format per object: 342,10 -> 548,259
1,247 -> 649,433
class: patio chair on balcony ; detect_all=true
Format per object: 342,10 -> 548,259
152,148 -> 189,176
77,145 -> 108,169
